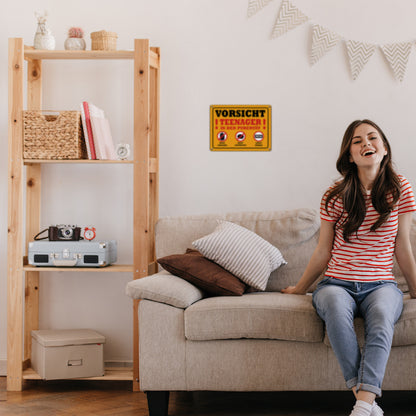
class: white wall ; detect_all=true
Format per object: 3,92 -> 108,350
2,0 -> 416,370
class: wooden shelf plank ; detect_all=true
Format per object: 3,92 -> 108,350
23,366 -> 133,381
24,48 -> 134,60
24,159 -> 133,165
23,264 -> 134,273
24,158 -> 158,170
23,47 -> 160,68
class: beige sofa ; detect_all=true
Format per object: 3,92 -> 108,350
126,208 -> 416,416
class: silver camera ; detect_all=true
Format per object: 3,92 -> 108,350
50,225 -> 81,241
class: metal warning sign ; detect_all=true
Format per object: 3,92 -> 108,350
210,105 -> 271,151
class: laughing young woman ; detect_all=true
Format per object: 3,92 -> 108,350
282,119 -> 416,416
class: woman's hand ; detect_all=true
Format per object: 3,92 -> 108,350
281,286 -> 307,295
280,220 -> 334,296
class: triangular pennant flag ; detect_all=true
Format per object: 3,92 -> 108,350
271,0 -> 308,39
380,42 -> 412,82
310,24 -> 341,65
247,0 -> 275,18
346,40 -> 376,80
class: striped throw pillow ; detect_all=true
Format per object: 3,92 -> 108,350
192,221 -> 287,291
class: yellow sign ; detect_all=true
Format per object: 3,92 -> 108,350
210,105 -> 271,151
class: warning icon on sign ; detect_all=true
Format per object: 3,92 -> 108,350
254,131 -> 264,141
217,132 -> 227,141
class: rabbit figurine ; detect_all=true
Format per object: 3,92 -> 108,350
34,11 -> 55,50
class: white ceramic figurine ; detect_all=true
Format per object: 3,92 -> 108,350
34,11 -> 55,50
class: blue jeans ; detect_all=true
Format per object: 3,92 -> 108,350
312,277 -> 403,397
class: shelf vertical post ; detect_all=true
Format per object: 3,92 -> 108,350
149,47 -> 160,272
24,57 -> 43,363
7,37 -> 25,391
133,38 -> 151,391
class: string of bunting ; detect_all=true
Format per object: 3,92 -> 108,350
248,0 -> 413,82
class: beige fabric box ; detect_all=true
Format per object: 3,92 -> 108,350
31,329 -> 105,380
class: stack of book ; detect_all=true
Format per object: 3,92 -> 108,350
80,102 -> 117,160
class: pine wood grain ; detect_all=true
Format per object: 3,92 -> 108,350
132,38 -> 151,393
7,37 -> 25,392
24,48 -> 160,68
24,57 -> 42,363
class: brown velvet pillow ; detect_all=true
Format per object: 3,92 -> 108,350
157,249 -> 246,296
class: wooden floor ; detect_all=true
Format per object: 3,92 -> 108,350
1,377 -> 416,415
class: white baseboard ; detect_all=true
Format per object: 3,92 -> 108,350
0,360 -> 6,376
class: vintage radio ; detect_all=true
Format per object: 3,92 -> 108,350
28,240 -> 117,267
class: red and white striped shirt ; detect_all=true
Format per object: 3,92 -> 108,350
320,175 -> 416,282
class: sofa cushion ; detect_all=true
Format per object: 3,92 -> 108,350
157,249 -> 246,296
192,221 -> 287,291
125,271 -> 204,309
156,209 -> 320,292
323,296 -> 416,348
184,292 -> 324,343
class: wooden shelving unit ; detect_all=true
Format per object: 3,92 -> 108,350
7,38 -> 160,391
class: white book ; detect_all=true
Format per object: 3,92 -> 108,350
100,118 -> 117,160
88,103 -> 106,159
91,116 -> 116,160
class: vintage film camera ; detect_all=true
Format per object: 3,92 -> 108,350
34,225 -> 96,241
34,225 -> 81,241
48,225 -> 81,241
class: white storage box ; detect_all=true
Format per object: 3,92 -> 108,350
31,329 -> 105,380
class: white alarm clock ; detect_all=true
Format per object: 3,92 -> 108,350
116,143 -> 131,160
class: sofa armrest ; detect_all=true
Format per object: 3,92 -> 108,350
125,271 -> 204,308
139,300 -> 187,390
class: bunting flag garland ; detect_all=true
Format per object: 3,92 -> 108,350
346,41 -> 377,80
310,24 -> 341,65
380,42 -> 412,82
271,0 -> 308,39
247,0 -> 275,17
247,0 -> 415,81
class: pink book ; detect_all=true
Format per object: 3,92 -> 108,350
80,102 -> 91,159
82,101 -> 97,159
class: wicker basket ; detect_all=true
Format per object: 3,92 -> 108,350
23,111 -> 87,160
90,30 -> 118,51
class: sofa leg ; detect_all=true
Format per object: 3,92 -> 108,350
146,391 -> 170,416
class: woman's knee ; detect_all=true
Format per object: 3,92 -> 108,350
362,285 -> 403,324
313,285 -> 356,318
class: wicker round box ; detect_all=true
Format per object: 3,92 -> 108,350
23,111 -> 87,160
90,30 -> 118,51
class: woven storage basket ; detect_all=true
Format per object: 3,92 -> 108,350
90,30 -> 118,51
23,111 -> 87,160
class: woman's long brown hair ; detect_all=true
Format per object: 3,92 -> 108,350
325,119 -> 401,242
